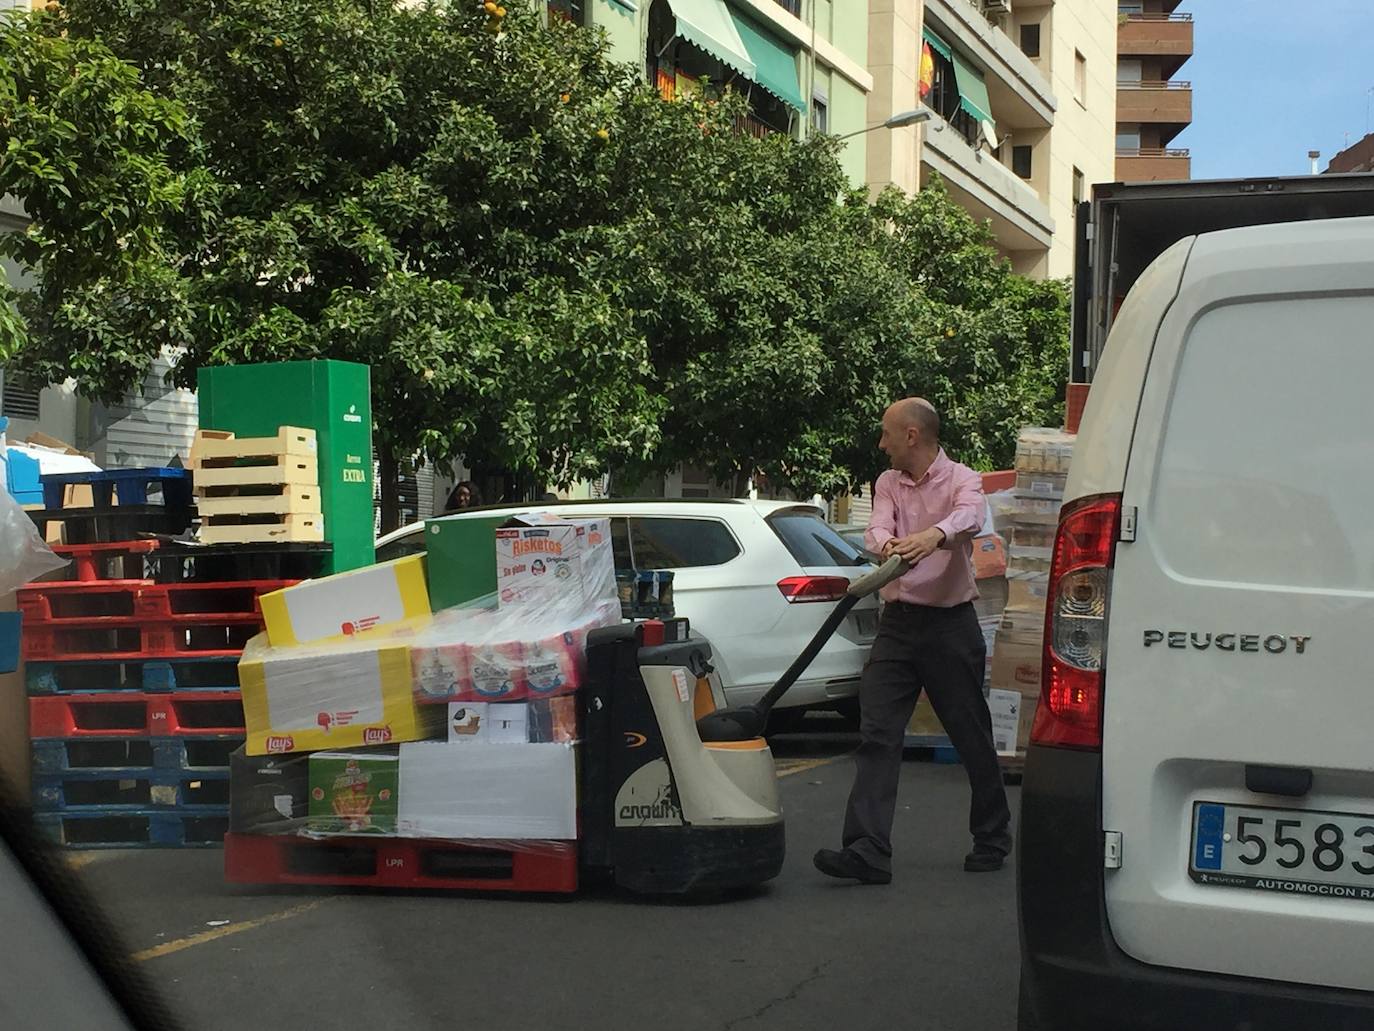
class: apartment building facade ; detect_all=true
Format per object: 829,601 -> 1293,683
1115,0 -> 1194,181
865,0 -> 1115,279
574,0 -> 875,186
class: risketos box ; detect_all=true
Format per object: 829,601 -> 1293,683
495,514 -> 610,610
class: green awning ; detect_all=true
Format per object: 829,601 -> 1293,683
668,0 -> 756,82
922,29 -> 952,61
730,13 -> 806,111
949,48 -> 994,126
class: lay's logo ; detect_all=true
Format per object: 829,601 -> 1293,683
363,726 -> 393,745
266,735 -> 295,753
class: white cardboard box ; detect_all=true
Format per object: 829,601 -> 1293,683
397,741 -> 577,840
987,688 -> 1022,757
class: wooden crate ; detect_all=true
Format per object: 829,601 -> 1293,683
198,514 -> 325,546
197,486 -> 321,519
195,458 -> 318,490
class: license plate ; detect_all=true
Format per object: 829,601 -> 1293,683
854,610 -> 878,638
1190,801 -> 1374,902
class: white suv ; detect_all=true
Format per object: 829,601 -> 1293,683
1019,217 -> 1374,1028
376,499 -> 878,716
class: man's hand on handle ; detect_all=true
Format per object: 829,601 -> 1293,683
882,527 -> 945,565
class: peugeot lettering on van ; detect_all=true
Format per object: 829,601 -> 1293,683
1142,630 -> 1311,654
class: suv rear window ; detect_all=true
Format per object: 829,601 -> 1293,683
627,517 -> 740,568
767,509 -> 867,567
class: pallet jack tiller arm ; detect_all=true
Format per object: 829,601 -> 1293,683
694,554 -> 911,743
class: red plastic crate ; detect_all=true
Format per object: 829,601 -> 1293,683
223,833 -> 578,894
18,580 -> 291,624
29,691 -> 244,738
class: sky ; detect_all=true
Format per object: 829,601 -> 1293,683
1182,0 -> 1374,179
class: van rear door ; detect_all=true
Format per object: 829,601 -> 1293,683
1101,216 -> 1374,991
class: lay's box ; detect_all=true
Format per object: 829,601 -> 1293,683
258,555 -> 431,648
239,632 -> 439,756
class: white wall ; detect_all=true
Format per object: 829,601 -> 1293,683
1042,0 -> 1117,279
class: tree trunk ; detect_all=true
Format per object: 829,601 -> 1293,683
379,451 -> 401,534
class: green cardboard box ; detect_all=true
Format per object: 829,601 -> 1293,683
197,360 -> 375,574
423,514 -> 506,611
307,749 -> 400,835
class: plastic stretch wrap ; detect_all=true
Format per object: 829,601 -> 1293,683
229,740 -> 579,846
238,512 -> 620,753
0,431 -> 67,593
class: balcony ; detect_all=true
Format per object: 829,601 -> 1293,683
1117,80 -> 1192,128
1115,147 -> 1191,182
1119,13 -> 1194,59
922,118 -> 1054,255
924,0 -> 1055,131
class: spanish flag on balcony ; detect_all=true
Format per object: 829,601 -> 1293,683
919,42 -> 934,100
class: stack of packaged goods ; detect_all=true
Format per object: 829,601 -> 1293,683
224,515 -> 620,893
988,427 -> 1077,763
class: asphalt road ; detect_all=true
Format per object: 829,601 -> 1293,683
70,734 -> 1021,1031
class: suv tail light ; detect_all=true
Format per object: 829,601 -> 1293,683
1030,493 -> 1122,751
776,576 -> 851,603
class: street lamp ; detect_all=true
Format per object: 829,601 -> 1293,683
834,108 -> 932,141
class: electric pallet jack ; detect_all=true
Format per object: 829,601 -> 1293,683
579,555 -> 908,894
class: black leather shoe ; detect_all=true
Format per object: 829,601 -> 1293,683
813,848 -> 892,884
963,846 -> 1007,873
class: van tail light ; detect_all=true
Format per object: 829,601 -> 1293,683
1030,494 -> 1122,751
776,576 -> 851,603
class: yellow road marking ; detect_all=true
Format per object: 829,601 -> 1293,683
132,900 -> 328,962
776,755 -> 846,778
63,852 -> 119,870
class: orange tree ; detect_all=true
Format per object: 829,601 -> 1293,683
0,1 -> 1065,522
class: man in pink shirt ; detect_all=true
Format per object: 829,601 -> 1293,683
814,398 -> 1012,883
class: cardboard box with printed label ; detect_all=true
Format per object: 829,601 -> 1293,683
307,749 -> 400,835
495,515 -> 610,611
259,555 -> 431,648
446,701 -> 529,743
972,534 -> 1007,580
239,634 -> 439,755
397,740 -> 577,840
989,630 -> 1043,694
228,746 -> 310,833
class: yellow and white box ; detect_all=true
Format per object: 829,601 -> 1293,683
259,555 -> 431,647
239,634 -> 432,756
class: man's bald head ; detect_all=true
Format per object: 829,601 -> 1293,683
887,397 -> 940,443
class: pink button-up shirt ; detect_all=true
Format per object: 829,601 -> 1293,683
865,450 -> 985,607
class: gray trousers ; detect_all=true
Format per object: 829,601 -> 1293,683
843,600 -> 1013,872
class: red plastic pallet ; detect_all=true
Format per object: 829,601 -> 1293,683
223,833 -> 579,894
29,691 -> 245,738
21,616 -> 262,662
45,541 -> 161,583
18,579 -> 291,624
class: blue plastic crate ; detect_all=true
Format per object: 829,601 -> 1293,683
0,612 -> 19,675
4,447 -> 43,505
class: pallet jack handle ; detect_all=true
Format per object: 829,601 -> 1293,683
695,555 -> 911,743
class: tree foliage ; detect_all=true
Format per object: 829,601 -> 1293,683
0,0 -> 1066,515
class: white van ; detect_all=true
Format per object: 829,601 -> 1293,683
1018,216 -> 1374,1028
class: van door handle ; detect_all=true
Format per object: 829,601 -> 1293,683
1245,764 -> 1313,797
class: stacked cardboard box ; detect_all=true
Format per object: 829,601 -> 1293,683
229,515 -> 617,850
986,427 -> 1077,756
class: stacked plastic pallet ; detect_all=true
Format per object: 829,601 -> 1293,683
19,468 -> 330,848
